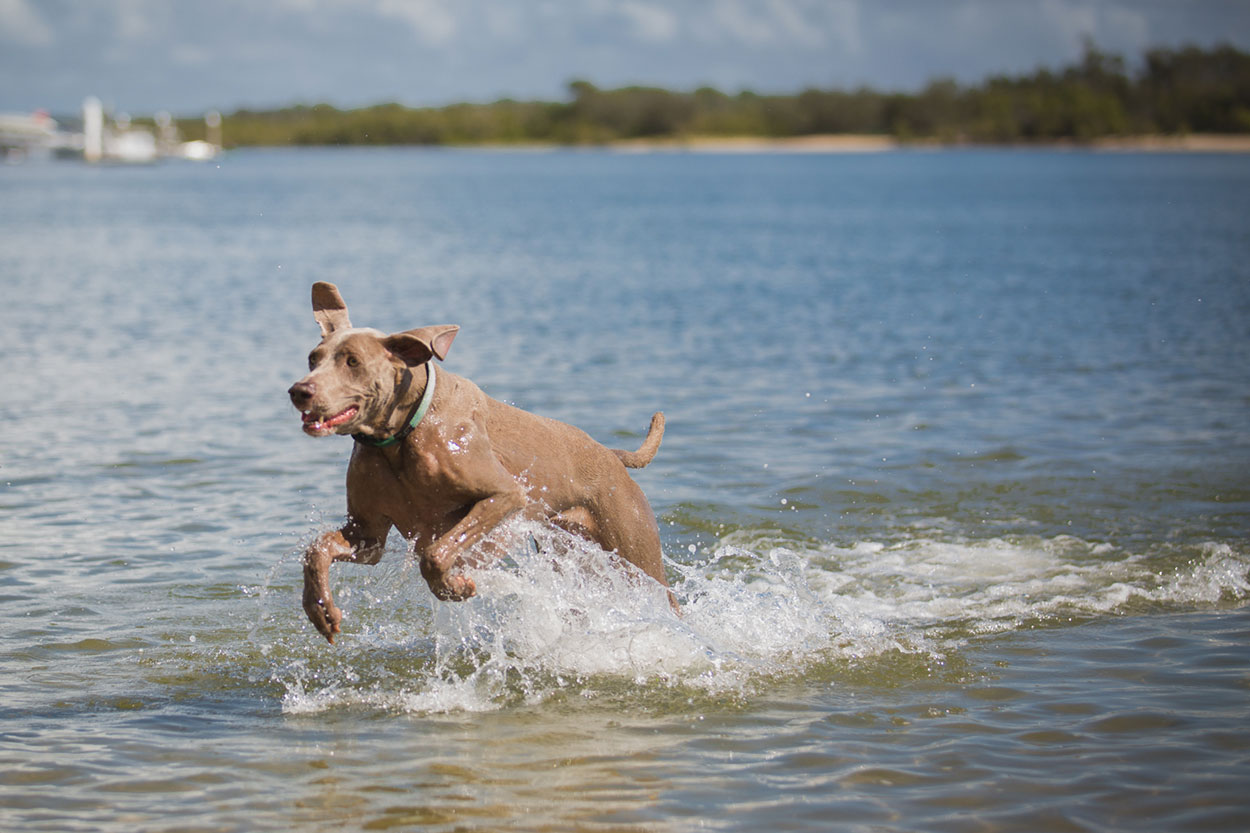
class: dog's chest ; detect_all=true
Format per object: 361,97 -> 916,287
347,445 -> 465,530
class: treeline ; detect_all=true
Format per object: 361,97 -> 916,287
181,44 -> 1250,147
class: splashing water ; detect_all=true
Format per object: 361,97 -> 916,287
256,519 -> 1249,716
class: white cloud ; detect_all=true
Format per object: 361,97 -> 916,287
374,0 -> 458,46
0,0 -> 54,46
699,0 -> 852,49
113,0 -> 166,42
708,0 -> 777,46
767,0 -> 828,49
619,2 -> 679,43
269,0 -> 458,44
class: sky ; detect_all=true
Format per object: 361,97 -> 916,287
3,0 -> 1250,117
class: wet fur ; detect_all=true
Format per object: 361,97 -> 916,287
288,282 -> 671,642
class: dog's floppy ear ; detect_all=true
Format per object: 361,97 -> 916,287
311,282 -> 351,336
382,325 -> 459,365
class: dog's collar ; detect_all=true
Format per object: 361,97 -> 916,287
353,363 -> 437,448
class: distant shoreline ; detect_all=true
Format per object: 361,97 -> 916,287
222,134 -> 1250,154
599,133 -> 1250,154
196,47 -> 1250,151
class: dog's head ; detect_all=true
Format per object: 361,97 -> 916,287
288,282 -> 458,438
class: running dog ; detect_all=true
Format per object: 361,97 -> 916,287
288,282 -> 670,642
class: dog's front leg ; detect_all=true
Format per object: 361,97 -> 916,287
422,487 -> 526,600
303,531 -> 350,641
302,521 -> 387,643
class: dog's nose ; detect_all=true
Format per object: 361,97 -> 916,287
288,380 -> 315,407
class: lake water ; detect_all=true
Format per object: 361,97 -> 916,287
1,147 -> 1248,831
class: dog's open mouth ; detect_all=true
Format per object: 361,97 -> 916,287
301,405 -> 359,436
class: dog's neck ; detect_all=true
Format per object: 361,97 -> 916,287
353,363 -> 436,448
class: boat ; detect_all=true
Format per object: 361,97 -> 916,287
3,98 -> 223,164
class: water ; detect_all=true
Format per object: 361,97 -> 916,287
2,148 -> 1248,831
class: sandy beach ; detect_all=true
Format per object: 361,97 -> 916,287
1088,134 -> 1250,152
605,133 -> 1250,153
609,134 -> 900,153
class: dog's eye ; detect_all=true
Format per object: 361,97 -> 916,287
346,355 -> 360,368
308,356 -> 316,370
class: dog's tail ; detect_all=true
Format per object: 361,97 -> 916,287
613,412 -> 665,468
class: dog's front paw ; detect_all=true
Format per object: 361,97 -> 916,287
431,573 -> 477,602
303,588 -> 343,643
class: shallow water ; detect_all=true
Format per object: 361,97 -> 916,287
1,148 -> 1249,831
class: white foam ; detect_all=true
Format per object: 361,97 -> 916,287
271,522 -> 1250,715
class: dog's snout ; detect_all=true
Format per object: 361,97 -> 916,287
288,380 -> 316,407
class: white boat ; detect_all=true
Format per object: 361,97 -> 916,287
83,97 -> 157,164
177,139 -> 219,161
0,110 -> 58,161
4,98 -> 223,164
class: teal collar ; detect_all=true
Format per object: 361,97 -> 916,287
353,363 -> 437,448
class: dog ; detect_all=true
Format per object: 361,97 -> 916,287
288,282 -> 671,642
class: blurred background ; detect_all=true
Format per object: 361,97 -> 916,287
3,0 -> 1250,157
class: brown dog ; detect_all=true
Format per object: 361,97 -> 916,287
288,282 -> 671,642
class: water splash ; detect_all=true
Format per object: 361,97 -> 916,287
261,521 -> 1249,716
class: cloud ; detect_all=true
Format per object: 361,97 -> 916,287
767,0 -> 832,49
706,0 -> 781,46
113,0 -> 164,42
374,0 -> 458,46
0,0 -> 54,46
3,1 -> 1249,115
693,0 -> 858,50
268,0 -> 457,45
618,2 -> 679,43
